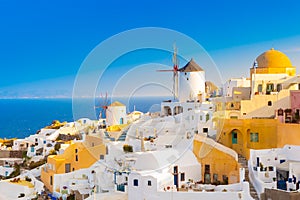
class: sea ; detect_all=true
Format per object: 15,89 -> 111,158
0,96 -> 171,139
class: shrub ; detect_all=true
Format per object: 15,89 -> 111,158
25,176 -> 32,182
29,160 -> 46,169
123,144 -> 133,153
54,143 -> 61,151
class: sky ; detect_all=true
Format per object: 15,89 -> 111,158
0,0 -> 300,98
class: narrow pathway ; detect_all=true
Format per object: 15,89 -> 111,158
238,154 -> 259,200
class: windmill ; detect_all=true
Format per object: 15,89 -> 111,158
95,92 -> 109,119
157,44 -> 179,100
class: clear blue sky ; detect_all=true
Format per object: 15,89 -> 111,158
1,0 -> 300,97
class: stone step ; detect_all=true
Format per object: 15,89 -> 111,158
238,154 -> 259,200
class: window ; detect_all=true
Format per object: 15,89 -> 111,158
231,103 -> 234,108
250,133 -> 259,142
75,155 -> 78,161
230,116 -> 238,119
277,84 -> 282,92
200,115 -> 203,121
174,166 -> 178,174
75,149 -> 78,153
148,180 -> 152,186
266,83 -> 274,94
213,174 -> 218,183
205,165 -> 210,174
180,173 -> 185,181
258,84 -> 263,93
65,163 -> 71,173
232,131 -> 237,144
50,176 -> 53,185
268,101 -> 272,106
203,128 -> 208,133
100,155 -> 104,160
133,179 -> 138,186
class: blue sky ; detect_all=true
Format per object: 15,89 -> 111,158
1,0 -> 300,98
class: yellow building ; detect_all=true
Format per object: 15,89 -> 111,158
215,48 -> 300,159
217,118 -> 300,159
193,134 -> 240,184
41,135 -> 107,192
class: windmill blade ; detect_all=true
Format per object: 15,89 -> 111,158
156,69 -> 174,72
95,92 -> 110,119
173,71 -> 176,99
104,92 -> 109,106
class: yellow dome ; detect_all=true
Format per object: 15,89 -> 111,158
256,48 -> 293,68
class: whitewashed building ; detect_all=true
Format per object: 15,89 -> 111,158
106,101 -> 127,126
249,145 -> 300,196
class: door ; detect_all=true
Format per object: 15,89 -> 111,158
173,166 -> 178,188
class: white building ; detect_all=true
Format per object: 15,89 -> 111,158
12,129 -> 57,158
223,77 -> 250,97
106,101 -> 127,126
128,149 -> 200,199
249,145 -> 300,196
0,166 -> 14,177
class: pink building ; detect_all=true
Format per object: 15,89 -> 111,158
290,90 -> 300,114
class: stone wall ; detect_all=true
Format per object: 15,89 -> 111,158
261,188 -> 300,200
0,150 -> 23,158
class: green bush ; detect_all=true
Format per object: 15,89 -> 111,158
29,160 -> 46,169
54,143 -> 61,151
123,144 -> 133,153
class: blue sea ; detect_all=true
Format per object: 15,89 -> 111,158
0,97 -> 170,139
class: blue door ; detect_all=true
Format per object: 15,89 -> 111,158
120,118 -> 124,124
174,174 -> 178,188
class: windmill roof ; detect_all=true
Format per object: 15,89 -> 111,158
179,58 -> 204,72
109,101 -> 125,107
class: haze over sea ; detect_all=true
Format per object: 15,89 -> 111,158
0,96 -> 169,139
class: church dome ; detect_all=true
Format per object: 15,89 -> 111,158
256,48 -> 293,68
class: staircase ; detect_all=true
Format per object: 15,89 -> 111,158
103,131 -> 115,141
238,154 -> 259,200
117,131 -> 127,141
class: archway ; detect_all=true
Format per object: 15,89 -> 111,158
230,129 -> 243,155
163,106 -> 172,116
173,106 -> 183,115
